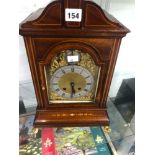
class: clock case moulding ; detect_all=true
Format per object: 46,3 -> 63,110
19,0 -> 130,127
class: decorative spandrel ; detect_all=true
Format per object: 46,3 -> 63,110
45,50 -> 100,103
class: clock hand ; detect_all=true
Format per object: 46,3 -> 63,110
70,82 -> 75,98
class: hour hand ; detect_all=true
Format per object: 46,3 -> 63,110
70,82 -> 75,98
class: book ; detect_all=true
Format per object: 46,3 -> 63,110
19,115 -> 42,155
54,127 -> 111,155
19,115 -> 111,155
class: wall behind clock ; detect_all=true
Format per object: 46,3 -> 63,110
107,0 -> 135,97
19,0 -> 135,108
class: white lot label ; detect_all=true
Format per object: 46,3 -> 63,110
67,55 -> 79,62
65,9 -> 82,22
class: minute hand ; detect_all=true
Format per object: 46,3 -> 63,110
70,82 -> 75,98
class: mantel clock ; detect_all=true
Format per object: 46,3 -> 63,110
19,0 -> 130,127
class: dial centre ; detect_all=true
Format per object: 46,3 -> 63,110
58,72 -> 86,94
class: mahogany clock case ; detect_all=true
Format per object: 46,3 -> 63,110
19,0 -> 130,127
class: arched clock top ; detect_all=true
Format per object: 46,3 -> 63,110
19,0 -> 130,37
41,42 -> 103,65
21,1 -> 62,27
84,1 -> 119,28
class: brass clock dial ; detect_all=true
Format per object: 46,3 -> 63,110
51,65 -> 94,98
46,49 -> 99,103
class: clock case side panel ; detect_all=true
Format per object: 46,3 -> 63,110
100,38 -> 122,107
23,37 -> 45,109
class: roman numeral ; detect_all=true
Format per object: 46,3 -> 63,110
85,76 -> 90,79
52,83 -> 58,85
55,88 -> 60,92
62,93 -> 65,97
80,69 -> 83,74
61,69 -> 66,74
71,66 -> 74,72
86,83 -> 91,85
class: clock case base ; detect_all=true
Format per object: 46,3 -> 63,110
34,109 -> 109,127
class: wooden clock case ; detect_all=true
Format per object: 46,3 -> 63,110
19,0 -> 129,127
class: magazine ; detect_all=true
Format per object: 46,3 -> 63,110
19,115 -> 111,155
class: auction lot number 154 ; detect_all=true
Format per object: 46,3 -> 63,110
65,9 -> 82,22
